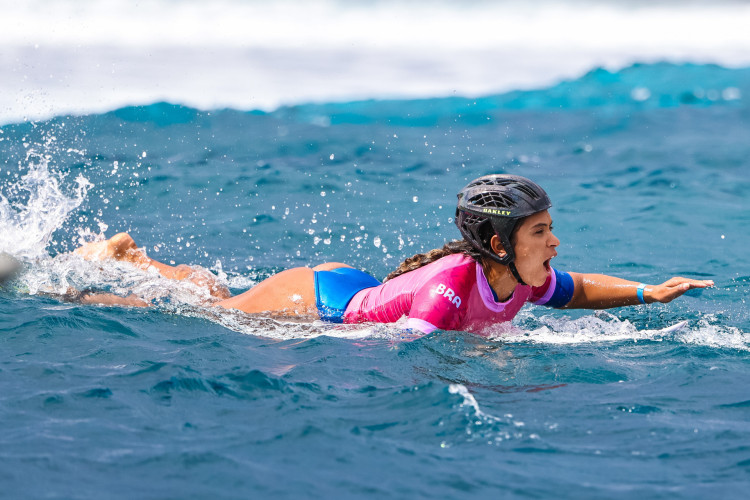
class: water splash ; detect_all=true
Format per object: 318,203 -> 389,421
0,137 -> 230,305
449,383 -> 499,421
443,383 -> 533,447
0,141 -> 91,259
680,315 -> 750,351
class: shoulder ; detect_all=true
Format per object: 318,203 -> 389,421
428,252 -> 477,275
390,252 -> 476,288
422,253 -> 477,289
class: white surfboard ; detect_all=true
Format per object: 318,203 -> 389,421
659,320 -> 689,333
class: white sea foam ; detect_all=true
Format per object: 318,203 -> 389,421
679,315 -> 750,351
2,0 -> 749,124
498,310 -> 750,352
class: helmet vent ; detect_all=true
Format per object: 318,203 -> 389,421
466,177 -> 542,201
511,182 -> 541,200
467,191 -> 515,209
467,177 -> 509,189
461,212 -> 486,226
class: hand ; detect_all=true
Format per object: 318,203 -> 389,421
645,277 -> 714,303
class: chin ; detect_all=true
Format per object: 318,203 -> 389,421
526,261 -> 551,287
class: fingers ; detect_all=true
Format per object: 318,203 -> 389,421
650,277 -> 714,303
661,277 -> 714,288
694,279 -> 714,288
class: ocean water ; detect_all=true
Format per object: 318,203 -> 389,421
1,60 -> 749,499
2,1 -> 750,499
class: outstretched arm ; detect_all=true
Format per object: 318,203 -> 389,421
564,273 -> 713,309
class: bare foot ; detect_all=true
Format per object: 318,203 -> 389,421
75,232 -> 231,300
75,232 -> 143,264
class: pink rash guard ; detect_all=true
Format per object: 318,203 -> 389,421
343,253 -> 562,335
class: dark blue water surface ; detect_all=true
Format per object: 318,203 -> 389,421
1,63 -> 749,499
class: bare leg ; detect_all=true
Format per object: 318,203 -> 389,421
79,292 -> 149,307
76,234 -> 356,318
75,232 -> 231,299
216,263 -> 353,317
216,267 -> 317,317
38,287 -> 150,308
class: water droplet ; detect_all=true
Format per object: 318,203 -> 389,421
631,87 -> 651,101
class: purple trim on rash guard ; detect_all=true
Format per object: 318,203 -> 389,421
475,264 -> 510,312
405,317 -> 439,334
533,268 -> 575,308
532,268 -> 558,305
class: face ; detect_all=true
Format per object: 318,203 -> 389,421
506,210 -> 559,287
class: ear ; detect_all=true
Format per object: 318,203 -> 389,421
489,235 -> 508,259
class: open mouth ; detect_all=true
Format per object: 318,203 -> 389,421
543,259 -> 551,271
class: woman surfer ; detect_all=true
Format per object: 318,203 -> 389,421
73,174 -> 713,335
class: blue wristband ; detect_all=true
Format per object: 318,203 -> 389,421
637,283 -> 647,304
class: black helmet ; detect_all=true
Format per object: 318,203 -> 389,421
455,174 -> 551,284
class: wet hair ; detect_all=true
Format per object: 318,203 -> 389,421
383,239 -> 480,282
384,216 -> 523,282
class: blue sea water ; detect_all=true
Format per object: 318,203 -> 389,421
1,62 -> 750,498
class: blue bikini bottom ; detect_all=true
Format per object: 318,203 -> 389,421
314,267 -> 381,323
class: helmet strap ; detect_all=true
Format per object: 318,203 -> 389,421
509,261 -> 527,286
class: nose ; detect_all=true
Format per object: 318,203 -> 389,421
549,231 -> 560,247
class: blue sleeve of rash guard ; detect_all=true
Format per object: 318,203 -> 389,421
543,269 -> 575,308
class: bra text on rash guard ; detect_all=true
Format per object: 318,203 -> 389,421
434,283 -> 462,308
